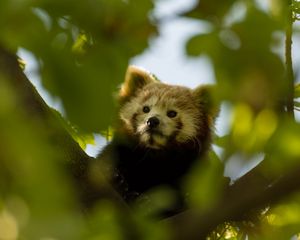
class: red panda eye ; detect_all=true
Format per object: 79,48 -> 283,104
167,110 -> 177,118
143,106 -> 150,113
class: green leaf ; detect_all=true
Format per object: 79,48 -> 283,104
186,31 -> 219,56
182,0 -> 236,22
293,0 -> 300,14
184,151 -> 226,210
72,33 -> 88,55
294,83 -> 300,98
214,134 -> 230,148
51,108 -> 95,149
100,127 -> 114,141
1,0 -> 157,132
188,7 -> 284,109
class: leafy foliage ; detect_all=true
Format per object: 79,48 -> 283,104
1,0 -> 300,239
0,0 -> 156,132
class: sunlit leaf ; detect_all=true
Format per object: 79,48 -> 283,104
0,209 -> 18,240
293,0 -> 300,14
51,108 -> 95,150
72,33 -> 88,55
295,84 -> 300,98
184,151 -> 225,210
264,119 -> 300,176
17,58 -> 26,70
100,126 -> 114,141
230,103 -> 278,153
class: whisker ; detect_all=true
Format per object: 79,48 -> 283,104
189,136 -> 201,153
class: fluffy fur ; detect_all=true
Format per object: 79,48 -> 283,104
97,66 -> 217,215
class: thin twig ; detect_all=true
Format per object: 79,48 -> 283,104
285,0 -> 295,119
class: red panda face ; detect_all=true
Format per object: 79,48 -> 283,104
120,83 -> 202,149
118,66 -> 213,149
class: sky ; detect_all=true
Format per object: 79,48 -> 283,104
132,0 -> 215,88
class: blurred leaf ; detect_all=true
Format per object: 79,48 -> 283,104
231,103 -> 278,153
86,201 -> 123,240
214,134 -> 230,148
72,33 -> 88,55
263,119 -> 300,177
40,44 -> 122,131
183,0 -> 236,22
133,210 -> 171,240
0,77 -> 84,239
187,7 -> 285,110
261,194 -> 300,240
100,126 -> 114,141
51,109 -> 95,149
134,187 -> 176,218
0,208 -> 18,240
186,31 -> 219,56
184,151 -> 225,210
208,222 -> 241,240
293,0 -> 300,14
17,57 -> 26,70
1,0 -> 157,132
295,83 -> 300,98
1,0 -> 300,239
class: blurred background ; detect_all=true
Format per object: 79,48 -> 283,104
1,0 -> 300,239
19,0 -> 300,180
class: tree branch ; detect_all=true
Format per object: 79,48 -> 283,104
165,159 -> 300,240
0,46 -> 128,211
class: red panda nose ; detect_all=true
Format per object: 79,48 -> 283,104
147,117 -> 160,129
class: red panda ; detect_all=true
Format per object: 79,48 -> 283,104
96,66 -> 217,216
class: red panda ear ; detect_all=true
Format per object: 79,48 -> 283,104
193,85 -> 219,120
119,66 -> 157,102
